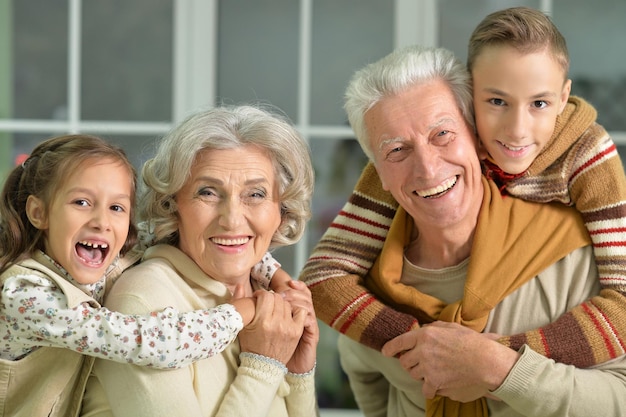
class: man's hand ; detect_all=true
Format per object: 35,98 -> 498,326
382,321 -> 519,402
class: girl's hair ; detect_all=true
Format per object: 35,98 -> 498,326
139,105 -> 314,250
0,134 -> 138,272
344,45 -> 474,160
467,7 -> 569,76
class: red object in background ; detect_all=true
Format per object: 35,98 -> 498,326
15,153 -> 29,166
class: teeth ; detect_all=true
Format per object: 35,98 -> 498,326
78,241 -> 109,249
211,237 -> 250,246
416,177 -> 457,198
501,142 -> 525,151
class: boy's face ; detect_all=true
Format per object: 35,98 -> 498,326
472,45 -> 571,174
28,158 -> 133,284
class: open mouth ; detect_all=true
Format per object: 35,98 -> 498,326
76,241 -> 109,266
415,176 -> 458,198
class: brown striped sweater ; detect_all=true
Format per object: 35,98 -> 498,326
299,96 -> 626,367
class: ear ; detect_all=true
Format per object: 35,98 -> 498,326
26,195 -> 49,230
558,79 -> 572,114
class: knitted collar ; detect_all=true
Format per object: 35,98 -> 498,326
366,177 -> 591,417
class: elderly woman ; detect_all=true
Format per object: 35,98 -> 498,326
81,105 -> 318,417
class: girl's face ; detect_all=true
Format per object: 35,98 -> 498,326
28,158 -> 133,284
174,145 -> 282,291
472,44 -> 571,175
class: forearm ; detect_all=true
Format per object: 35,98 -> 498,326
284,371 -> 318,417
492,345 -> 626,417
309,274 -> 417,350
216,352 -> 287,417
299,162 -> 418,350
500,289 -> 626,367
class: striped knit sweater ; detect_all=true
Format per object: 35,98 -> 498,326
299,96 -> 626,367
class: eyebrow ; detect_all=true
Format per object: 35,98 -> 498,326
482,87 -> 557,100
67,187 -> 131,201
376,117 -> 456,150
194,176 -> 269,186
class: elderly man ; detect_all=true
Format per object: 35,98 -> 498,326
301,45 -> 626,416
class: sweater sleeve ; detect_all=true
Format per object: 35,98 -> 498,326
298,162 -> 419,351
492,345 -> 626,416
501,127 -> 626,367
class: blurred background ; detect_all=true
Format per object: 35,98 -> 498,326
1,0 -> 625,414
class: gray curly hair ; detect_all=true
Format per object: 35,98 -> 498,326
138,105 -> 314,250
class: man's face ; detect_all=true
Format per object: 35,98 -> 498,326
472,45 -> 571,174
366,78 -> 483,232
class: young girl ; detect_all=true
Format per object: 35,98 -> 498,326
0,134 -> 256,417
274,7 -> 626,370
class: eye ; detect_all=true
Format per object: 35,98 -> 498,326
532,100 -> 548,109
432,130 -> 454,146
110,204 -> 126,213
247,188 -> 267,200
197,187 -> 217,197
489,98 -> 506,106
73,199 -> 89,207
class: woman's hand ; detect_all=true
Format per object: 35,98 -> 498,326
283,280 -> 319,374
238,290 -> 306,365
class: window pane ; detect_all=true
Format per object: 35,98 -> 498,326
82,0 -> 173,122
102,134 -> 160,172
438,0 -> 540,64
10,0 -> 68,120
310,0 -> 394,125
309,136 -> 368,410
217,0 -> 299,122
553,0 -> 626,132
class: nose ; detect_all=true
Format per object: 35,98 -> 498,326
218,196 -> 244,230
411,143 -> 439,179
90,206 -> 112,231
504,107 -> 529,141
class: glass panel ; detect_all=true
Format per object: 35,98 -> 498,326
101,134 -> 161,172
81,0 -> 173,122
309,136 -> 368,410
10,0 -> 68,120
310,0 -> 394,125
9,132 -> 159,174
217,0 -> 299,122
553,0 -> 626,132
438,0 -> 540,64
9,133 -> 61,164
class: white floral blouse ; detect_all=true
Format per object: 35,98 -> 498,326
0,251 -> 279,369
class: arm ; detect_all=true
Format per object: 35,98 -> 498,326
383,323 -> 626,417
382,246 -> 626,416
298,162 -> 418,350
338,334 -> 391,417
503,126 -> 626,367
90,287 -> 304,417
0,274 -> 244,368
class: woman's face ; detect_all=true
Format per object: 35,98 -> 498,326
174,145 -> 282,286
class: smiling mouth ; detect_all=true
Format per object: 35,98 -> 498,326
76,241 -> 109,266
498,141 -> 528,152
211,237 -> 250,246
415,176 -> 458,198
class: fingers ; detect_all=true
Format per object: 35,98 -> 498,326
381,331 -> 416,357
